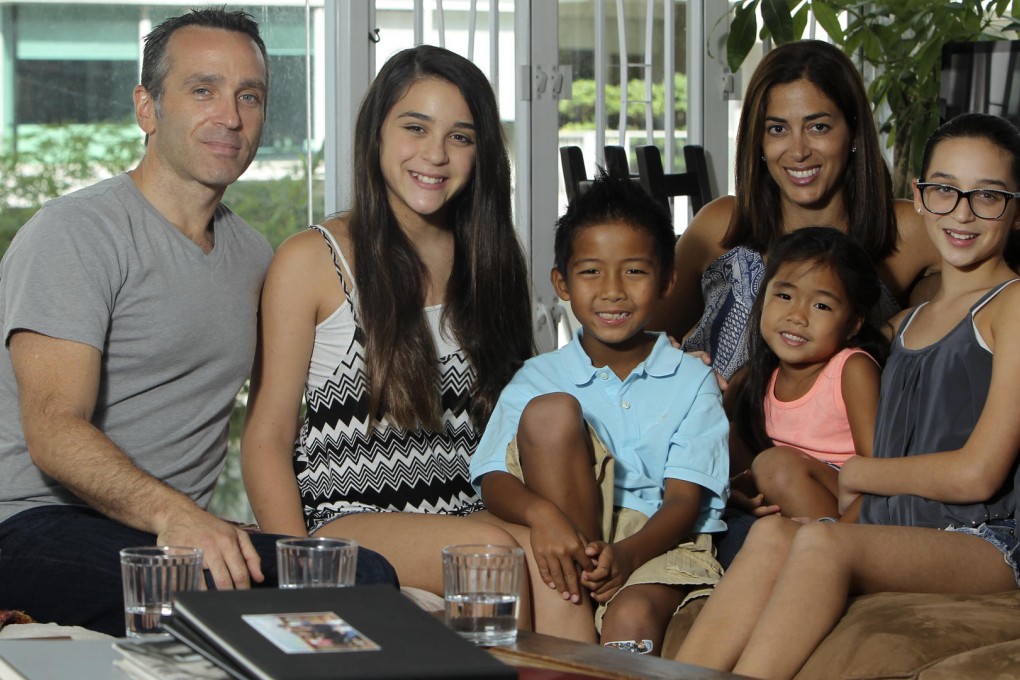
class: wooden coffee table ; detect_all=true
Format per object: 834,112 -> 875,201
489,630 -> 752,679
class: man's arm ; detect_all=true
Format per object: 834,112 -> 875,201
10,330 -> 263,589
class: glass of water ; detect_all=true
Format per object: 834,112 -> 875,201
120,546 -> 203,638
276,537 -> 358,588
441,544 -> 524,647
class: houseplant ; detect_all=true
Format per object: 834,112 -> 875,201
725,0 -> 1020,196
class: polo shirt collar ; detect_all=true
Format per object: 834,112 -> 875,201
564,328 -> 682,385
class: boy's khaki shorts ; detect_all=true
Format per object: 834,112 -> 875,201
504,427 -> 723,632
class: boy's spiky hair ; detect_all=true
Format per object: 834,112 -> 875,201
554,172 -> 676,274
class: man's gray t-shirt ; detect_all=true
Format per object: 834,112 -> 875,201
0,173 -> 273,524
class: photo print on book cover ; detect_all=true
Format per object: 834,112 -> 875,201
242,612 -> 381,654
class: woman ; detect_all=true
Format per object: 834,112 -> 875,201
653,40 -> 938,383
653,39 -> 939,567
241,45 -> 594,641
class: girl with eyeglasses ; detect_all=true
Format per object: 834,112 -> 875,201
674,112 -> 1020,679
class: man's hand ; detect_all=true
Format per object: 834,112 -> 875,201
156,507 -> 264,589
528,508 -> 592,604
11,331 -> 264,590
580,540 -> 638,604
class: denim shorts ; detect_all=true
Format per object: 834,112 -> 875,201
945,519 -> 1020,587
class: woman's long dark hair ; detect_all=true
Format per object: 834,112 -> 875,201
730,227 -> 889,453
724,40 -> 897,262
345,45 -> 533,430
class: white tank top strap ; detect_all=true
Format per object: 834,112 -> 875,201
896,301 -> 927,343
309,224 -> 356,298
971,278 -> 1020,351
972,278 -> 1020,315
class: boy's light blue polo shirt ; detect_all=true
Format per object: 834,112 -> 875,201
471,329 -> 729,533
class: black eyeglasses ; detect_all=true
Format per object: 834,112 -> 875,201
916,182 -> 1020,220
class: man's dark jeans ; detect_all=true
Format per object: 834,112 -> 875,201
0,505 -> 399,637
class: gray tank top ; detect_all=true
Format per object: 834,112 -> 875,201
860,279 -> 1020,528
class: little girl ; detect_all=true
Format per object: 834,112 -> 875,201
675,112 -> 1020,679
728,227 -> 886,520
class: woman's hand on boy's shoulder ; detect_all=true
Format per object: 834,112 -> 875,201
683,349 -> 729,392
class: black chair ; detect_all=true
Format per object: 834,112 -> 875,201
560,145 -> 640,202
559,145 -> 592,203
635,144 -> 712,215
603,145 -> 636,179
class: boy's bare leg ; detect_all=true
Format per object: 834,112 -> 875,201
674,515 -> 799,670
517,393 -> 601,542
476,510 -> 597,642
752,446 -> 840,519
734,522 -> 1018,680
599,583 -> 684,656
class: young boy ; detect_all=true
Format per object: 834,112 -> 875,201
470,173 -> 729,654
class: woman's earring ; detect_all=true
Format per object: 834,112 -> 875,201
851,146 -> 857,153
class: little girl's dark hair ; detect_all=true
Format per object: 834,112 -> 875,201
730,226 -> 889,453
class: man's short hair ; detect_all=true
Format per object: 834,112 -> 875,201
141,8 -> 268,112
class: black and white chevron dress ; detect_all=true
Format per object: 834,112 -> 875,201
296,226 -> 484,534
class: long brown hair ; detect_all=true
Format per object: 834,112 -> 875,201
725,40 -> 896,261
345,45 -> 533,430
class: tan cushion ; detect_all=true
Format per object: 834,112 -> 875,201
795,591 -> 1020,680
663,591 -> 1020,680
917,638 -> 1020,680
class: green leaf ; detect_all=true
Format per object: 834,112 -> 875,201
914,39 -> 943,78
811,1 -> 845,43
727,2 -> 760,73
792,5 -> 810,39
844,29 -> 864,55
860,30 -> 881,62
761,0 -> 795,43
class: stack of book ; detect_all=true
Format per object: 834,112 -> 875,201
155,584 -> 517,680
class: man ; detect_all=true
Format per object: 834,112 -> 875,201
0,8 -> 396,636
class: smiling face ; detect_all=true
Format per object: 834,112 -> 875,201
552,221 -> 674,365
759,259 -> 859,369
762,78 -> 852,214
136,26 -> 267,191
915,136 -> 1020,272
378,77 -> 476,230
